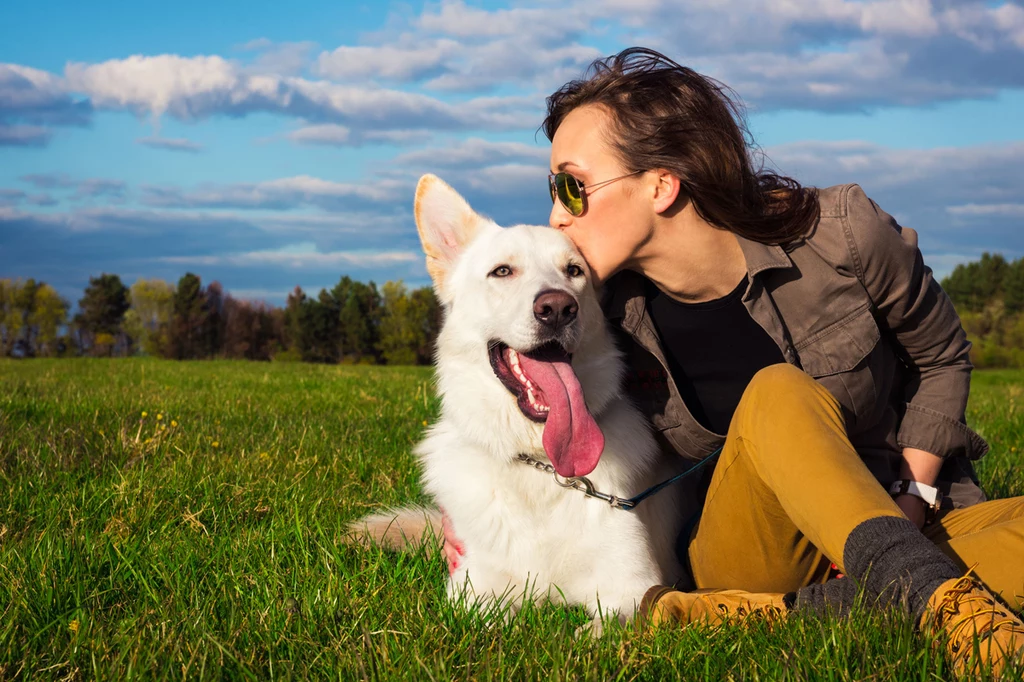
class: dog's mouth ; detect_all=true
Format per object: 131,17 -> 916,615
489,340 -> 604,478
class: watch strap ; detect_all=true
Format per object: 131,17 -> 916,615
889,479 -> 943,511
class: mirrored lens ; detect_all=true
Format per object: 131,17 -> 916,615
556,173 -> 584,216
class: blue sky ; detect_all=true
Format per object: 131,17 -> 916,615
2,0 -> 1024,305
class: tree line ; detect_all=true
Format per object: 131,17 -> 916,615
2,252 -> 1023,366
942,253 -> 1024,369
0,273 -> 441,365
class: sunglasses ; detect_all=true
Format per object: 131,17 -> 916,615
548,170 -> 644,217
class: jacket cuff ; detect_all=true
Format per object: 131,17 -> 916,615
897,403 -> 989,461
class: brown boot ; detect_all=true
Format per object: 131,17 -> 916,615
921,575 -> 1024,679
640,585 -> 790,629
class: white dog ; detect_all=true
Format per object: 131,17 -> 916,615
353,174 -> 687,627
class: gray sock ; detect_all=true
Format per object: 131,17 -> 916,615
840,515 -> 960,621
792,576 -> 860,617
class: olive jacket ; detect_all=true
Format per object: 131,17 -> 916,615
604,183 -> 989,515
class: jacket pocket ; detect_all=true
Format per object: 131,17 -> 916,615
795,304 -> 880,377
794,304 -> 882,431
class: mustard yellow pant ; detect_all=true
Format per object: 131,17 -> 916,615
686,364 -> 1024,610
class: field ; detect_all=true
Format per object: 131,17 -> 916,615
1,359 -> 1022,681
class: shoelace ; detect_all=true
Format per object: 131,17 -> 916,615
711,599 -> 784,622
935,577 -> 1020,659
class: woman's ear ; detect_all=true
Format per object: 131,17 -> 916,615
651,170 -> 682,214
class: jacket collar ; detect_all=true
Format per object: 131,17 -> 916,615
601,236 -> 795,331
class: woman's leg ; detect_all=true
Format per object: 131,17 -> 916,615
687,363 -> 904,592
644,364 -> 1024,677
925,497 -> 1024,610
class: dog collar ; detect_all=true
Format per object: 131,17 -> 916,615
514,447 -> 721,512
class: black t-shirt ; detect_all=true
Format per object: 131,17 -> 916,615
646,277 -> 785,436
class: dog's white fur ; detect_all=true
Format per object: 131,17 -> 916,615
354,174 -> 686,625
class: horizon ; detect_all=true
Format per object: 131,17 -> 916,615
3,0 -> 1024,306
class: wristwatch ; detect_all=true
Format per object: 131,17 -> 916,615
889,479 -> 944,517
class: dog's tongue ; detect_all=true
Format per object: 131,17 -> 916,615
518,350 -> 604,477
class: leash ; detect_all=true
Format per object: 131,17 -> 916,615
515,446 -> 722,511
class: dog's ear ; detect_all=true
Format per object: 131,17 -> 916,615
414,174 -> 484,291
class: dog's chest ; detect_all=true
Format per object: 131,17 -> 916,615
449,460 -> 641,567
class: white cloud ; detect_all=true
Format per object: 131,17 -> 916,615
19,172 -> 74,188
245,41 -> 317,76
140,174 -> 413,210
28,193 -> 58,206
62,54 -> 540,133
316,36 -> 600,94
316,41 -> 460,81
0,63 -> 90,144
0,188 -> 27,205
237,38 -> 274,52
137,135 -> 204,152
994,3 -> 1024,49
287,123 -> 351,145
392,137 -> 547,167
464,163 -> 548,195
4,0 -> 1024,148
73,178 -> 127,200
16,173 -> 128,198
597,0 -> 1024,110
1,202 -> 411,244
285,123 -> 431,147
0,63 -> 87,122
947,203 -> 1024,218
64,54 -> 241,121
158,242 -> 418,269
761,139 -> 1024,258
416,0 -> 592,40
0,123 -> 51,146
361,129 -> 433,145
312,0 -> 1024,108
766,139 -> 1024,194
313,0 -> 600,94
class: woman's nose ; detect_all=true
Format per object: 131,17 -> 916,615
549,202 -> 572,230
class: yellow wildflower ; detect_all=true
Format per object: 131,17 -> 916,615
68,619 -> 79,634
141,411 -> 148,418
422,420 -> 429,426
156,414 -> 163,421
171,420 -> 178,427
212,441 -> 220,448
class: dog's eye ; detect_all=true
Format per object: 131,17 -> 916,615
566,263 -> 584,278
489,265 -> 514,278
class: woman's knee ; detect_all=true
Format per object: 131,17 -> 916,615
742,363 -> 826,405
733,363 -> 843,430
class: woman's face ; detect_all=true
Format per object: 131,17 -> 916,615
548,105 -> 652,284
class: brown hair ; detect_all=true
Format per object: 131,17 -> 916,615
543,47 -> 818,245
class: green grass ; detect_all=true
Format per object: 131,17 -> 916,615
0,359 -> 1021,681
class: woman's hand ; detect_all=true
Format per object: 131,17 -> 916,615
895,493 -> 927,530
440,508 -> 466,574
896,448 -> 942,531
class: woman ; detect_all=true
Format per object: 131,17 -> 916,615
444,48 -> 1024,676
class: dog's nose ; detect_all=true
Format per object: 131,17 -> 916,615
533,290 -> 579,330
